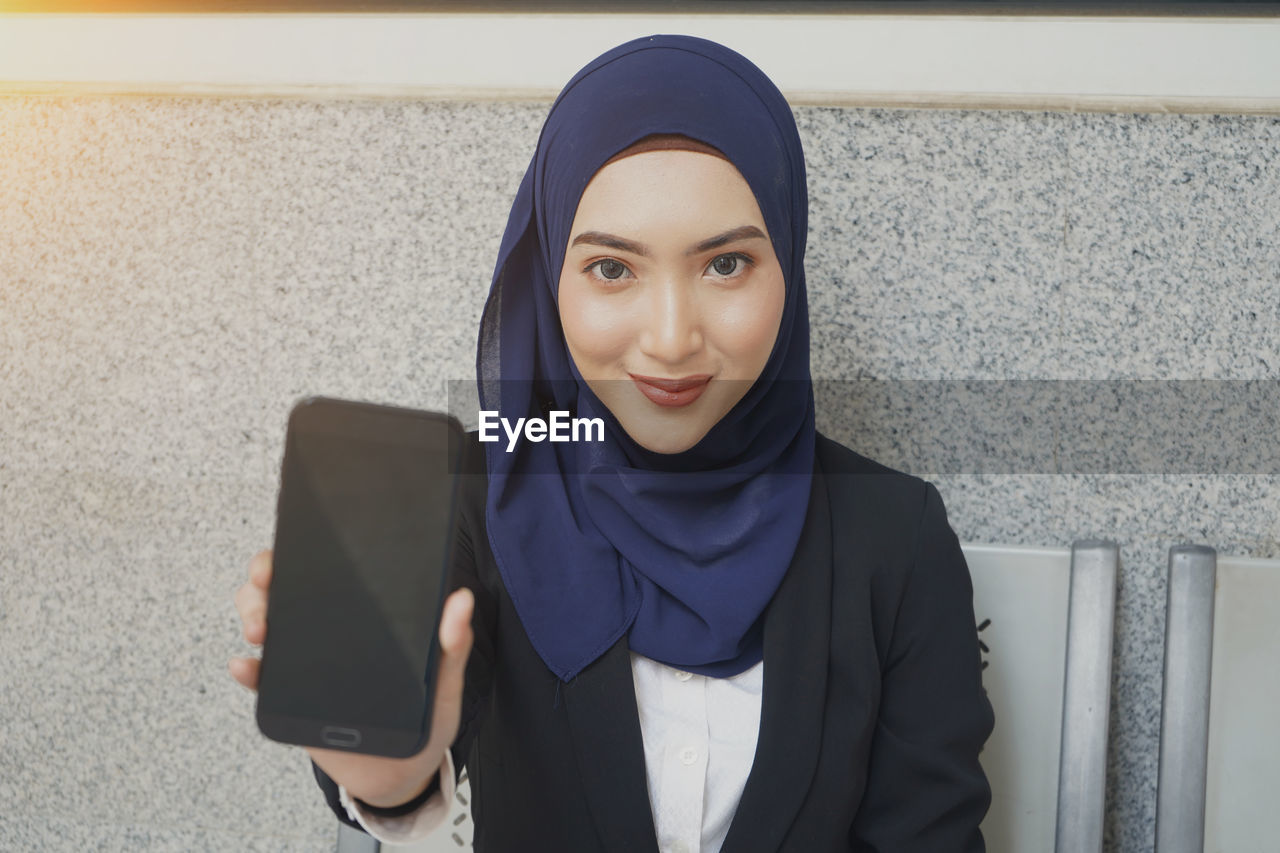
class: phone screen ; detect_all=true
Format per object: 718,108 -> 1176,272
257,398 -> 461,756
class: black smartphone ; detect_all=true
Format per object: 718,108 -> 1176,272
256,396 -> 464,758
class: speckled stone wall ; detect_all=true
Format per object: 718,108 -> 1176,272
2,96 -> 1277,852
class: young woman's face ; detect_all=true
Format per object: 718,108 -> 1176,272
559,150 -> 786,454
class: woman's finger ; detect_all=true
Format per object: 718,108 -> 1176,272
233,581 -> 263,619
249,549 -> 273,589
234,582 -> 268,644
440,587 -> 475,662
228,655 -> 260,691
432,588 -> 475,713
242,614 -> 266,646
235,551 -> 273,644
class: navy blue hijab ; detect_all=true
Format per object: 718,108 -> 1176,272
477,34 -> 815,682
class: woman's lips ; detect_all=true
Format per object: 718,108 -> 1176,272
629,373 -> 712,408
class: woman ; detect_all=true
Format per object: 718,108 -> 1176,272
231,34 -> 993,852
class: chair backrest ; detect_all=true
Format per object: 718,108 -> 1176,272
1156,547 -> 1280,852
965,541 -> 1117,853
1204,553 -> 1280,849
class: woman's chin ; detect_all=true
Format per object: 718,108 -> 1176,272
614,415 -> 712,456
631,433 -> 704,456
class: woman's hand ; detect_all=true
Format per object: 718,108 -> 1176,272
229,549 -> 475,807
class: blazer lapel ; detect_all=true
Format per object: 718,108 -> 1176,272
562,632 -> 661,852
721,464 -> 833,853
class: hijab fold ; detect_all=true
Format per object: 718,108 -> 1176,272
478,35 -> 816,682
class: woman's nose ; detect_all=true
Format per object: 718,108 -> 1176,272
638,278 -> 703,365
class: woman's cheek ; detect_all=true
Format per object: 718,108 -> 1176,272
561,284 -> 633,376
712,280 -> 785,375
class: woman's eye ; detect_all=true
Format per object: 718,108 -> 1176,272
707,253 -> 753,278
587,259 -> 630,281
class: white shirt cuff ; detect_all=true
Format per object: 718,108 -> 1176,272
337,751 -> 457,844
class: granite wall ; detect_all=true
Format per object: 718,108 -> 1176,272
1,96 -> 1277,851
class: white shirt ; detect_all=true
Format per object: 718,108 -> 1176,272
339,654 -> 764,853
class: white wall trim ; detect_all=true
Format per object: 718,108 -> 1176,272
2,13 -> 1279,109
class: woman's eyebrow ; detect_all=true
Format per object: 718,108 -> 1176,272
687,225 -> 767,255
569,225 -> 766,258
570,232 -> 650,257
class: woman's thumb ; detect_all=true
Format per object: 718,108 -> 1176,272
434,587 -> 475,706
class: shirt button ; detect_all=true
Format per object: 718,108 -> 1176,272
672,842 -> 690,853
679,747 -> 698,765
675,670 -> 693,681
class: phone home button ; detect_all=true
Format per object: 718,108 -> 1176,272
321,726 -> 362,748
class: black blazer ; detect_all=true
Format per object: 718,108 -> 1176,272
315,431 -> 994,852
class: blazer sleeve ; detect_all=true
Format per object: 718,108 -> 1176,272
311,453 -> 498,835
850,481 -> 995,853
